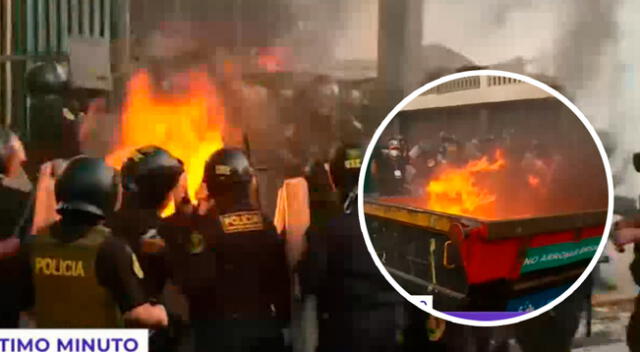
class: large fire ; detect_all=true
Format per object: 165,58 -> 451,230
426,150 -> 506,218
106,69 -> 225,216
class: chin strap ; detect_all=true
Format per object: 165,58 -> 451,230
343,187 -> 358,214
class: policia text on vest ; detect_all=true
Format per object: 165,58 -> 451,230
34,257 -> 85,277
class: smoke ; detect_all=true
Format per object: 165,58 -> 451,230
422,1 -> 565,68
423,0 -> 640,197
609,0 -> 640,199
276,0 -> 378,71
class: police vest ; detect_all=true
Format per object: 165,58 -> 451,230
30,225 -> 123,328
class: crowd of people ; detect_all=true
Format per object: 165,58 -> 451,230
0,60 -> 633,352
367,131 -> 559,202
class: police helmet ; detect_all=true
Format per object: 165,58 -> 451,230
55,156 -> 119,218
329,143 -> 363,192
26,61 -> 69,96
121,146 -> 184,209
121,146 -> 184,192
203,148 -> 253,195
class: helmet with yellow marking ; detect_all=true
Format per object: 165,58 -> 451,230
203,148 -> 253,196
328,143 -> 364,193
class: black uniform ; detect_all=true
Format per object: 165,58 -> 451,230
164,148 -> 290,352
316,203 -> 401,352
108,145 -> 185,300
163,206 -> 290,352
302,143 -> 402,352
376,153 -> 408,196
108,207 -> 168,299
25,62 -> 80,176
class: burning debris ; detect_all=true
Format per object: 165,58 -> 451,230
106,69 -> 225,215
426,149 -> 506,218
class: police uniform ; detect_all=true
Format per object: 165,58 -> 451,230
163,148 -> 290,352
107,146 -> 185,300
27,156 -> 149,328
376,152 -> 408,196
164,205 -> 290,352
315,204 -> 401,352
25,62 -> 80,176
108,207 -> 169,299
30,222 -> 147,327
301,143 -> 402,352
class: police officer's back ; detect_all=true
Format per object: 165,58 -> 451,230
164,148 -> 290,352
306,143 -> 401,352
0,128 -> 33,327
107,146 -> 185,299
28,156 -> 168,328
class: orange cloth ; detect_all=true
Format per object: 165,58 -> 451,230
274,177 -> 310,268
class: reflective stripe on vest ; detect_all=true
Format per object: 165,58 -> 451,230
31,225 -> 123,328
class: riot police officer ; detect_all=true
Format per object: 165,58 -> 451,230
108,146 -> 185,299
0,128 -> 33,327
25,61 -> 81,176
375,137 -> 409,196
301,142 -> 402,352
28,156 -> 168,328
162,148 -> 290,352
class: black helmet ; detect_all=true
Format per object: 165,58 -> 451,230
55,156 -> 119,218
121,146 -> 184,192
121,146 -> 184,209
203,148 -> 253,196
26,61 -> 69,96
304,158 -> 334,199
329,143 -> 364,192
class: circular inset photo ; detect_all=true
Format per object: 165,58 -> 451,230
358,70 -> 613,327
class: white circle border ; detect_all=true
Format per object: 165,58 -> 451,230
357,69 -> 614,327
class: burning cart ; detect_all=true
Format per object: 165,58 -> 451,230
364,75 -> 608,312
364,196 -> 606,312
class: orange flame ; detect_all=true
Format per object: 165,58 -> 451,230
256,47 -> 290,73
106,69 -> 225,216
258,54 -> 283,72
426,150 -> 506,218
527,175 -> 540,187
